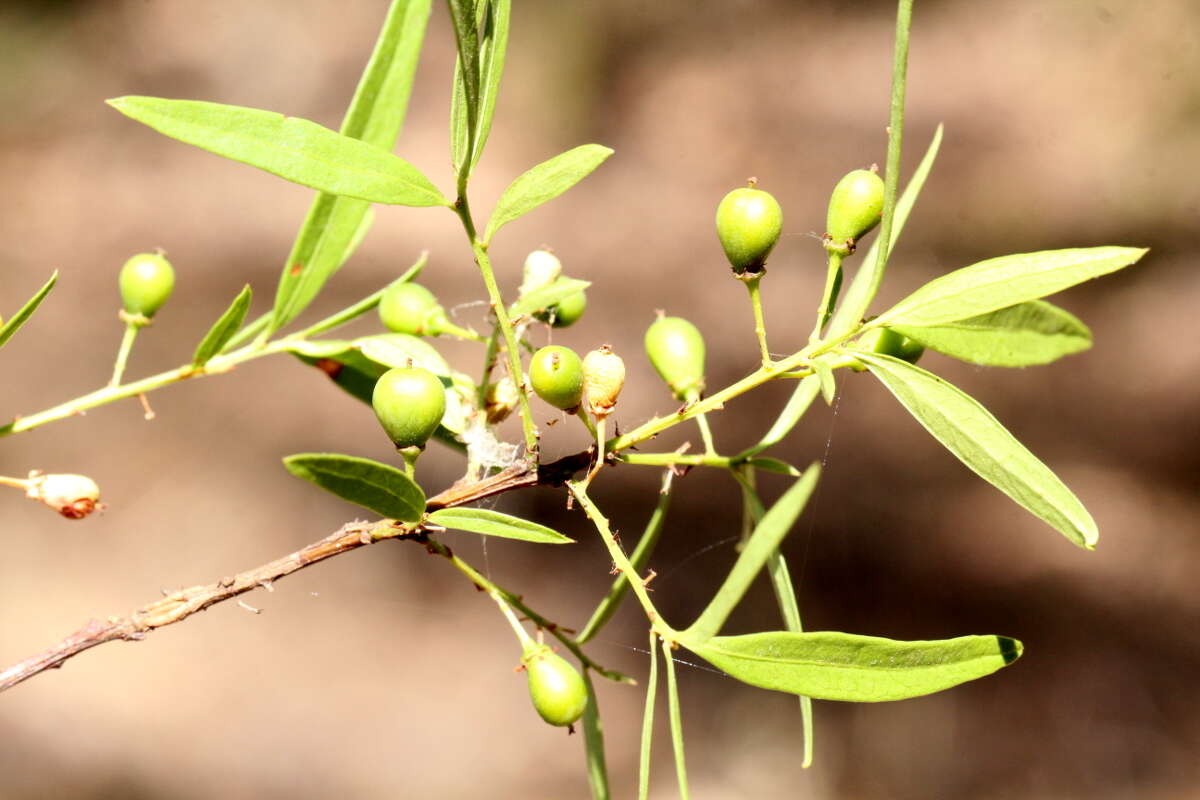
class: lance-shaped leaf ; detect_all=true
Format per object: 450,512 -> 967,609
736,375 -> 820,461
192,285 -> 251,367
107,96 -> 447,207
0,271 -> 57,350
853,351 -> 1097,548
509,277 -> 590,317
888,300 -> 1091,367
483,144 -> 613,242
451,0 -> 511,175
271,0 -> 432,333
679,630 -> 1022,703
283,453 -> 425,522
685,463 -> 821,642
427,507 -> 572,544
873,247 -> 1147,329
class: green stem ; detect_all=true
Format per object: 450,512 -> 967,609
293,252 -> 429,340
477,327 -> 501,406
491,590 -> 535,646
619,452 -> 732,469
109,322 -> 140,387
810,251 -> 844,341
221,311 -> 272,353
744,276 -> 771,366
663,639 -> 690,800
825,0 -> 913,337
693,411 -> 717,455
424,535 -> 633,685
576,408 -> 598,441
453,196 -> 538,454
568,481 -> 667,633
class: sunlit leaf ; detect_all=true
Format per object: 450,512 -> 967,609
192,285 -> 251,367
0,271 -> 56,350
427,507 -> 572,544
484,144 -> 613,242
283,453 -> 425,521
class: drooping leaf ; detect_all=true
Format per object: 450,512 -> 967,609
874,247 -> 1147,329
283,453 -> 425,521
745,457 -> 801,477
853,351 -> 1097,548
663,637 -> 691,797
107,96 -> 447,207
685,463 -> 821,642
509,277 -> 590,317
680,630 -> 1022,703
192,285 -> 251,367
427,507 -> 572,544
638,632 -> 658,800
828,124 -> 944,339
0,271 -> 57,350
581,669 -> 611,800
483,144 -> 614,242
270,0 -> 432,333
736,374 -> 820,460
887,300 -> 1092,367
812,357 -> 836,405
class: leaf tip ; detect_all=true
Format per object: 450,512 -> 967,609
997,636 -> 1023,664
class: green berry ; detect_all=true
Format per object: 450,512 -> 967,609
644,316 -> 706,401
379,282 -> 450,337
523,644 -> 588,728
859,327 -> 924,364
534,278 -> 587,328
715,185 -> 783,275
118,252 -> 175,317
826,169 -> 884,253
529,345 -> 584,412
371,366 -> 446,449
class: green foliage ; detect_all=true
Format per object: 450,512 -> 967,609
283,453 -> 425,522
0,271 -> 56,351
427,507 -> 572,544
483,144 -> 614,242
192,285 -> 251,367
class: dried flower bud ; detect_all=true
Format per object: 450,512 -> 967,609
519,250 -> 564,297
484,376 -> 520,424
582,345 -> 625,419
26,472 -> 103,519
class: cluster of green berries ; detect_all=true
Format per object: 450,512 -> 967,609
714,168 -> 886,274
521,250 -> 587,328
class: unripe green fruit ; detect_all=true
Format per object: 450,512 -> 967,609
715,186 -> 783,275
860,327 -> 924,364
534,278 -> 587,328
119,253 -> 175,317
523,644 -> 588,728
379,282 -> 450,337
529,345 -> 584,411
826,169 -> 884,252
371,366 -> 446,449
644,316 -> 706,401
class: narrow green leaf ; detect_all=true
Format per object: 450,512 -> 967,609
874,247 -> 1147,329
888,300 -> 1092,367
293,252 -> 427,340
484,145 -> 614,242
581,669 -> 611,800
745,457 -> 801,477
663,638 -> 690,799
828,124 -> 943,339
107,96 -> 447,207
471,0 -> 510,169
0,271 -> 57,350
686,463 -> 821,642
578,480 -> 672,644
681,630 -> 1022,703
813,357 -> 836,405
638,631 -> 658,800
447,0 -> 481,140
192,285 -> 251,367
283,453 -> 425,521
355,332 -> 452,374
853,351 -> 1098,548
427,507 -> 573,544
736,374 -> 820,460
509,277 -> 591,317
270,0 -> 432,333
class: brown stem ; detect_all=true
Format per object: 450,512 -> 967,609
0,450 -> 597,694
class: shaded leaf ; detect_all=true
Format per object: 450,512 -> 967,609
355,332 -> 452,374
283,453 -> 425,521
0,271 -> 57,350
192,285 -> 251,366
427,507 -> 572,543
681,630 -> 1022,702
737,374 -> 820,460
889,300 -> 1091,367
875,247 -> 1147,329
853,351 -> 1097,548
484,144 -> 613,241
108,96 -> 447,207
812,357 -> 836,405
745,457 -> 801,476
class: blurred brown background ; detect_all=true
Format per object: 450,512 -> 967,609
1,0 -> 1197,797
